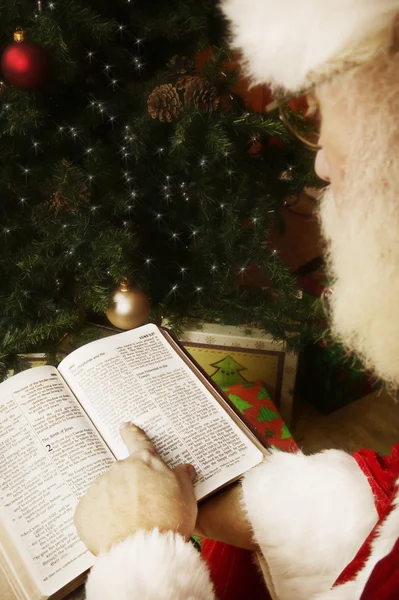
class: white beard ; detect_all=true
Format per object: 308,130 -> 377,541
320,182 -> 399,388
318,50 -> 399,388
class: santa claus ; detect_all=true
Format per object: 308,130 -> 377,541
74,2 -> 399,599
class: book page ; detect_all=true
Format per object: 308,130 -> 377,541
0,366 -> 114,597
59,325 -> 264,500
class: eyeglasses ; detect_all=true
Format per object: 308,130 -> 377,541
266,92 -> 322,151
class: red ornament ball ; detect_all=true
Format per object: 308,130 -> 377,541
1,41 -> 49,91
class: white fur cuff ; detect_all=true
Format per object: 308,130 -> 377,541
85,529 -> 216,600
242,450 -> 378,600
221,0 -> 399,91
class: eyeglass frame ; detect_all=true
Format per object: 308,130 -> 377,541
265,93 -> 322,152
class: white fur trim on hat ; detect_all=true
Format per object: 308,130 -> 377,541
221,0 -> 399,91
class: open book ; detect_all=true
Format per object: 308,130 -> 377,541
0,324 -> 266,600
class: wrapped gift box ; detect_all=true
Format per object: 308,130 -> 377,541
178,321 -> 298,425
200,381 -> 297,600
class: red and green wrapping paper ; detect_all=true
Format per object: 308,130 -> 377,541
201,381 -> 297,600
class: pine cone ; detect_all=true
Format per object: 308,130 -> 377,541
184,77 -> 220,113
176,75 -> 197,91
147,84 -> 183,123
166,55 -> 195,75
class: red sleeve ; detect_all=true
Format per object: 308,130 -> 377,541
334,444 -> 399,588
352,444 -> 399,518
360,538 -> 399,600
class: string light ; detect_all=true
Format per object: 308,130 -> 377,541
88,174 -> 94,182
210,264 -> 218,273
31,141 -> 40,155
171,232 -> 179,240
144,258 -> 153,267
180,266 -> 187,277
133,57 -> 144,72
58,126 -> 65,136
168,284 -> 179,297
19,197 -> 27,205
199,157 -> 207,168
195,286 -> 203,294
86,147 -> 93,154
109,79 -> 119,90
48,2 -> 55,9
103,65 -> 112,73
86,51 -> 95,63
155,213 -> 163,221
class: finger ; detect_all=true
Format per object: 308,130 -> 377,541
120,422 -> 155,456
175,463 -> 197,484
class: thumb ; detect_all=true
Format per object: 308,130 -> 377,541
119,422 -> 155,456
175,463 -> 197,485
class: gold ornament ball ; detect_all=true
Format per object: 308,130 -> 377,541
106,282 -> 150,330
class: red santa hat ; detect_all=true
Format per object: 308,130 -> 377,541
221,0 -> 399,91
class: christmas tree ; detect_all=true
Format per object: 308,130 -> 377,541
0,0 -> 320,379
211,355 -> 248,387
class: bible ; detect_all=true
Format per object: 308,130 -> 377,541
0,323 -> 266,600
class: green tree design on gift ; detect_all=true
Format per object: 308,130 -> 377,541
228,394 -> 253,414
210,355 -> 248,387
258,406 -> 279,423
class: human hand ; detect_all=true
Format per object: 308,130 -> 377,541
74,423 -> 198,555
